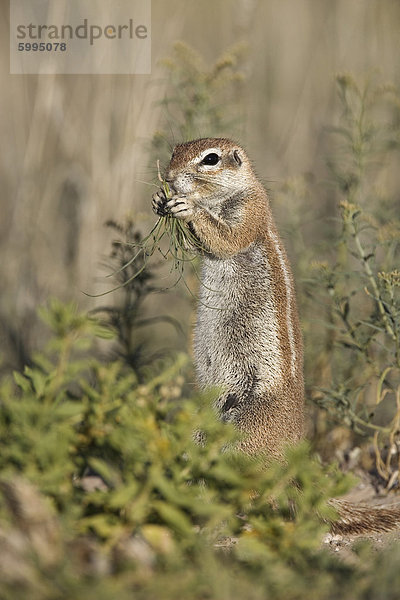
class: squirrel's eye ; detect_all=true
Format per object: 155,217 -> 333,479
201,152 -> 220,166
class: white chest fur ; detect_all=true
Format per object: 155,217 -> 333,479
194,243 -> 284,401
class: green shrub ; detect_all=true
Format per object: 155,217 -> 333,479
277,75 -> 400,485
152,41 -> 246,164
308,76 -> 400,486
0,299 -> 361,600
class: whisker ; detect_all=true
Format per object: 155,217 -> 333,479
134,179 -> 160,188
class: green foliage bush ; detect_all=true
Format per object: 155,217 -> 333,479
0,299 -> 358,599
152,41 -> 246,166
306,76 -> 400,486
1,300 -> 400,599
276,75 -> 400,486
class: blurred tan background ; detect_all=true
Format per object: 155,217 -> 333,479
1,0 -> 399,370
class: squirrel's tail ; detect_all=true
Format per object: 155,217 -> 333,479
329,498 -> 400,535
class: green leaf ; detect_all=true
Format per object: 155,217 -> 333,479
88,457 -> 118,487
153,501 -> 193,536
54,401 -> 85,420
108,481 -> 139,509
13,370 -> 31,393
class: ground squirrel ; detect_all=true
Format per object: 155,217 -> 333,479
152,137 -> 400,534
153,137 -> 303,459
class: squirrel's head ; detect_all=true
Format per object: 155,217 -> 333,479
165,138 -> 257,203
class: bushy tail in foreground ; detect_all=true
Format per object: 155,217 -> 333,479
330,499 -> 400,535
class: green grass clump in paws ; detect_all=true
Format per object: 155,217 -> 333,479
156,158 -> 206,262
90,162 -> 205,299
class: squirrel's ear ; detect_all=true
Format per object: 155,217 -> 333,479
231,149 -> 242,166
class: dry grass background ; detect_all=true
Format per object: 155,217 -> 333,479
1,0 -> 400,370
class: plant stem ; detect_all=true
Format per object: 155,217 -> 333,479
352,224 -> 396,342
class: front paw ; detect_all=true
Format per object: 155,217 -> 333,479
152,189 -> 195,220
165,196 -> 196,220
152,188 -> 169,216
